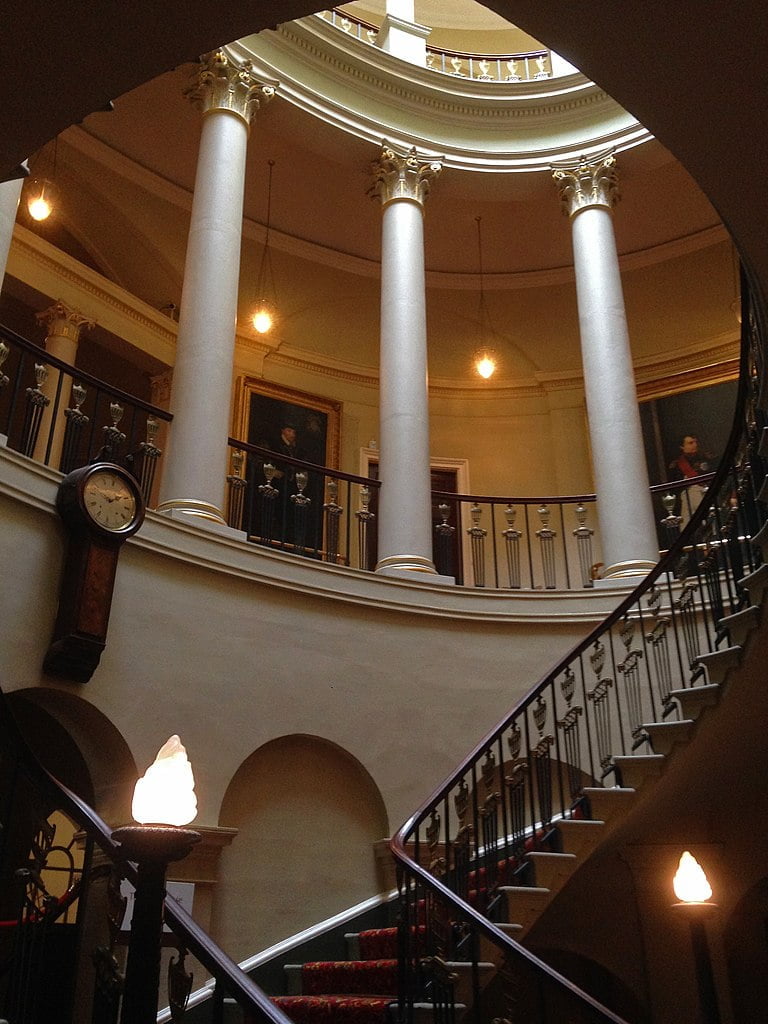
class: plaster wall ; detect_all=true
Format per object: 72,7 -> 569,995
0,447 -> 628,952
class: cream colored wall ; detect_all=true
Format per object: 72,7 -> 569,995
0,448 -> 629,954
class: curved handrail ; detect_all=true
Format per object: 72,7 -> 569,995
0,322 -> 172,422
390,273 -> 761,1020
0,687 -> 293,1022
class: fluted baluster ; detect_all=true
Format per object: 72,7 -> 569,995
647,586 -> 674,715
130,416 -> 163,504
502,504 -> 521,588
290,471 -> 311,555
587,641 -> 615,775
660,492 -> 682,548
573,502 -> 595,588
434,502 -> 455,577
355,484 -> 376,570
618,616 -> 646,746
59,382 -> 89,474
20,363 -> 50,457
101,401 -> 125,460
536,504 -> 557,589
323,478 -> 343,564
258,463 -> 280,543
226,449 -> 248,530
467,502 -> 487,588
0,341 -> 9,391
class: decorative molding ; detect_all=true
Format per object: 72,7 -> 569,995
36,300 -> 95,341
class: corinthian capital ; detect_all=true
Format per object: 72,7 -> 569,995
370,143 -> 442,208
36,301 -> 95,341
553,153 -> 619,217
186,50 -> 277,127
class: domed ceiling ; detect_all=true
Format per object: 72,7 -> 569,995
10,3 -> 731,385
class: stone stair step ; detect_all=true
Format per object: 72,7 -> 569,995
582,786 -> 637,822
642,719 -> 695,756
495,885 -> 551,929
741,563 -> 768,602
612,754 -> 665,789
696,645 -> 741,684
526,851 -> 578,891
669,683 -> 721,719
556,818 -> 606,856
718,605 -> 760,645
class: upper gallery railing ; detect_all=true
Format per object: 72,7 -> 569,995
388,275 -> 764,1021
227,437 -> 716,590
0,679 -> 294,1024
318,8 -> 553,83
0,323 -> 170,506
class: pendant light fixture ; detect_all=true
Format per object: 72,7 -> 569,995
27,137 -> 59,222
472,215 -> 497,379
252,159 -> 278,335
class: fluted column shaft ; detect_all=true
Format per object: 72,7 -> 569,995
158,52 -> 274,525
554,155 -> 658,578
0,179 -> 23,285
371,146 -> 441,578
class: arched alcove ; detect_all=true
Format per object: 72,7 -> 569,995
7,688 -> 137,823
213,733 -> 389,960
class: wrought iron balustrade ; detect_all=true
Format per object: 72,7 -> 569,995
227,438 -> 381,570
389,274 -> 766,1022
432,491 -> 599,588
0,322 -> 171,504
318,9 -> 552,82
0,687 -> 293,1024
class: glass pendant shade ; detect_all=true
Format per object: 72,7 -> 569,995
472,215 -> 498,379
27,178 -> 56,221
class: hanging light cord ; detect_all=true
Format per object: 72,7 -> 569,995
257,159 -> 276,298
476,215 -> 489,331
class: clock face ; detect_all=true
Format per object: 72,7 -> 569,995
82,469 -> 138,532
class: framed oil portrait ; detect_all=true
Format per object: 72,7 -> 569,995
234,377 -> 341,469
639,378 -> 738,489
233,378 -> 342,547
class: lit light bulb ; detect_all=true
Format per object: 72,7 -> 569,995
28,185 -> 53,222
475,354 -> 496,379
673,851 -> 713,903
132,735 -> 197,827
252,304 -> 274,334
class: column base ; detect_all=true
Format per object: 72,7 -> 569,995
157,500 -> 246,541
597,558 -> 657,584
375,554 -> 455,586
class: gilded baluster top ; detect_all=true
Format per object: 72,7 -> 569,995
186,50 -> 276,127
370,143 -> 442,209
553,152 -> 619,218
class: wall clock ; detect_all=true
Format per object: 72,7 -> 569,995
44,463 -> 145,682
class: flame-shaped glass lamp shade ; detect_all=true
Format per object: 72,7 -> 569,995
673,851 -> 713,903
131,735 -> 198,826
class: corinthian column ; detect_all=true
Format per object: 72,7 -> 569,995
35,301 -> 94,466
370,144 -> 444,580
553,154 -> 658,579
157,51 -> 275,526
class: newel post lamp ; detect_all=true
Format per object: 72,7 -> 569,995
113,736 -> 201,1024
672,850 -> 721,1024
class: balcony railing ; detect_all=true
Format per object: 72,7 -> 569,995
0,323 -> 171,506
318,9 -> 552,82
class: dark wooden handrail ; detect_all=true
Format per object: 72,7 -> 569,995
228,436 -> 381,488
0,321 -> 172,422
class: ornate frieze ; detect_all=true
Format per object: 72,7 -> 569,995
553,152 -> 619,217
370,144 -> 442,208
186,50 -> 276,127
